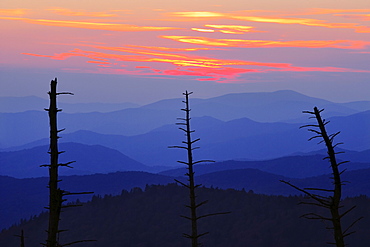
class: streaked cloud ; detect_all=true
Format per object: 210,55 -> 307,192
191,28 -> 215,33
205,25 -> 259,34
232,15 -> 370,33
0,9 -> 27,16
125,45 -> 214,52
86,60 -> 111,64
21,53 -> 53,58
302,8 -> 370,15
3,4 -> 370,84
335,14 -> 370,21
21,43 -> 369,82
47,8 -> 120,17
169,12 -> 225,18
161,36 -> 370,49
166,11 -> 370,33
0,17 -> 179,32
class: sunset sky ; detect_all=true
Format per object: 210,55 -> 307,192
1,0 -> 370,104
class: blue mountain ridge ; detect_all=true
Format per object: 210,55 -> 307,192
0,142 -> 166,178
1,90 -> 369,148
0,95 -> 140,113
3,110 -> 369,167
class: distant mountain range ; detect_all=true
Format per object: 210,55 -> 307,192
1,90 -> 370,149
1,90 -> 370,243
3,110 -> 369,166
0,142 -> 168,178
1,139 -> 369,179
0,95 -> 140,113
160,153 -> 370,178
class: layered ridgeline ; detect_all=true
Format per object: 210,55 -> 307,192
0,142 -> 161,178
1,90 -> 370,242
1,90 -> 369,149
1,111 -> 369,169
1,146 -> 370,178
1,184 -> 369,247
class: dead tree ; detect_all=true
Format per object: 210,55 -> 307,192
169,91 -> 229,247
42,78 -> 94,247
15,230 -> 25,247
281,107 -> 362,247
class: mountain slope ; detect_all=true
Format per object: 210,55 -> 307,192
195,167 -> 370,197
160,155 -> 370,178
3,110 -> 369,167
1,184 -> 369,247
0,171 -> 174,230
0,142 -> 154,178
0,95 -> 139,113
2,165 -> 370,231
1,90 -> 367,149
141,90 -> 361,122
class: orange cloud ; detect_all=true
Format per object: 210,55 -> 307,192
161,36 -> 230,47
125,45 -> 214,52
47,8 -> 119,17
169,11 -> 225,18
303,8 -> 370,15
161,67 -> 258,81
22,46 -> 291,70
166,11 -> 370,33
335,14 -> 370,21
267,66 -> 369,73
0,9 -> 27,16
205,24 -> 258,34
191,28 -> 215,33
21,53 -> 53,58
87,44 -> 283,68
0,17 -> 179,32
161,36 -> 370,49
86,60 -> 111,64
232,15 -> 370,32
21,47 -> 370,81
29,19 -> 178,31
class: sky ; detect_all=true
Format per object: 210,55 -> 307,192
1,0 -> 370,104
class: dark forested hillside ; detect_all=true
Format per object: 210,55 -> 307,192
3,166 -> 370,232
1,184 -> 369,247
0,172 -> 174,230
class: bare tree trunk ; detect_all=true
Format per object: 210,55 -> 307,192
43,78 -> 94,247
313,107 -> 344,247
170,91 -> 229,247
183,91 -> 199,247
281,107 -> 362,247
43,78 -> 96,247
45,78 -> 66,247
15,230 -> 25,247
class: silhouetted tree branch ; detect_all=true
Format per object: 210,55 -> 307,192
169,91 -> 229,247
43,78 -> 94,247
15,230 -> 25,247
281,107 -> 362,247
